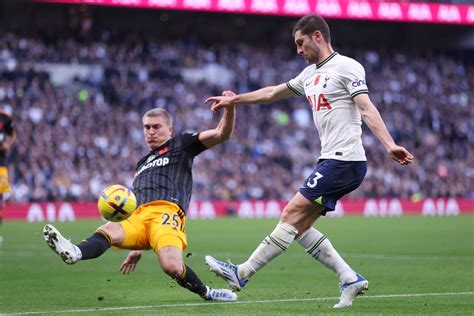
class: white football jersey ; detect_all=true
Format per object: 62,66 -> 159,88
287,52 -> 368,161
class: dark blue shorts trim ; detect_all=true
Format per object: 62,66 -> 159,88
299,160 -> 367,215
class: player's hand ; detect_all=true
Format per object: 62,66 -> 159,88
388,145 -> 414,165
205,91 -> 235,112
119,250 -> 143,274
221,91 -> 236,109
0,142 -> 11,152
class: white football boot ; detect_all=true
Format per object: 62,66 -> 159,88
203,286 -> 238,301
43,224 -> 81,265
205,255 -> 248,291
333,273 -> 369,308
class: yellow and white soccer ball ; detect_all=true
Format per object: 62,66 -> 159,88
97,184 -> 137,222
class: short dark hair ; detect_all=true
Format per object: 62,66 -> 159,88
143,108 -> 173,127
292,14 -> 331,43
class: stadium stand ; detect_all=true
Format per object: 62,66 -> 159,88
0,4 -> 472,202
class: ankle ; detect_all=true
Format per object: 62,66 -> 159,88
339,269 -> 357,284
237,263 -> 254,280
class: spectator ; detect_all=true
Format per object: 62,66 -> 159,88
0,32 -> 472,202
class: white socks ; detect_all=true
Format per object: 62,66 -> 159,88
236,224 -> 357,284
296,227 -> 357,284
238,223 -> 298,280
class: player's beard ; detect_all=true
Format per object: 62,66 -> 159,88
303,44 -> 320,65
309,45 -> 321,64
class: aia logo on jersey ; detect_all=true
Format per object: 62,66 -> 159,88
307,94 -> 333,112
352,79 -> 366,87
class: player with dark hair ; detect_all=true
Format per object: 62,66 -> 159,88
205,14 -> 413,308
43,96 -> 238,302
0,109 -> 16,246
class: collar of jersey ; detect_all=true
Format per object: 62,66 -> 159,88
151,139 -> 171,155
316,52 -> 337,69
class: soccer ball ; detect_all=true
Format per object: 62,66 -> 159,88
97,185 -> 137,222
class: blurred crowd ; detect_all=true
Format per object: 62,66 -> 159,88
0,32 -> 472,203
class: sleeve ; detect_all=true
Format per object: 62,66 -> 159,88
286,69 -> 306,96
0,113 -> 14,135
179,133 -> 207,157
340,59 -> 369,98
6,119 -> 14,135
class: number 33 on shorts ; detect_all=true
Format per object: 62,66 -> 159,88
307,172 -> 324,188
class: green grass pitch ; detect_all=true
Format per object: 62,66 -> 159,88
1,216 -> 473,315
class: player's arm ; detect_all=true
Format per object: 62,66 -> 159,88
205,83 -> 294,112
354,93 -> 414,165
119,250 -> 143,274
0,126 -> 16,152
199,91 -> 236,149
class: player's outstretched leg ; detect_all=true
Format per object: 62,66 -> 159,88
333,274 -> 369,308
204,287 -> 238,302
205,255 -> 248,291
206,223 -> 297,291
173,264 -> 237,301
43,224 -> 82,264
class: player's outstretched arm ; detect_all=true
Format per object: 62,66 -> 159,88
120,250 -> 143,274
354,94 -> 414,165
199,91 -> 237,149
204,83 -> 294,112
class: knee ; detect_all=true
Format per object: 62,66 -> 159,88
97,222 -> 124,245
280,206 -> 314,236
160,259 -> 184,278
280,204 -> 300,225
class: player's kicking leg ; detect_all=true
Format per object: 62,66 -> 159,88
206,198 -> 302,291
157,243 -> 237,302
43,224 -> 82,264
44,223 -> 114,264
173,259 -> 238,302
177,265 -> 237,301
204,286 -> 237,301
205,255 -> 248,291
206,221 -> 299,291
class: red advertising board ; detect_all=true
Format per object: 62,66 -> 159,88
38,0 -> 474,25
4,198 -> 474,222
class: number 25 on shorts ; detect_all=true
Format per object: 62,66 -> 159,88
161,213 -> 179,227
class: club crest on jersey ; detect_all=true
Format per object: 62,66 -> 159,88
323,76 -> 330,88
147,155 -> 156,163
159,147 -> 169,155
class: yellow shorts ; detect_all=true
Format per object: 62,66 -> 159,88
0,166 -> 10,194
117,200 -> 187,252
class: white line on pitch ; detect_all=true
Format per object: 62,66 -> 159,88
209,251 -> 474,261
341,253 -> 474,261
4,291 -> 474,315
